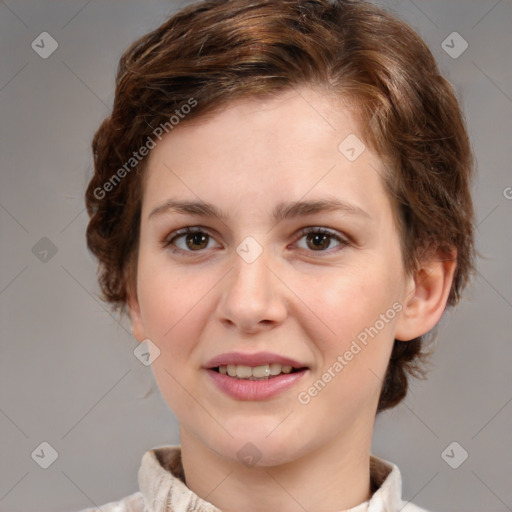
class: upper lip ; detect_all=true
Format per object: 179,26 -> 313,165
204,351 -> 308,369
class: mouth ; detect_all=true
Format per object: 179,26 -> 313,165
204,352 -> 310,400
210,363 -> 308,380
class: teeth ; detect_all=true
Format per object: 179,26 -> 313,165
269,363 -> 281,376
236,365 -> 252,379
252,365 -> 270,378
217,363 -> 297,379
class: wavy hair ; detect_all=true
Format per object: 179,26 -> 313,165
85,0 -> 475,411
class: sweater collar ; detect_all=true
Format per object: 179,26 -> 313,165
138,445 -> 403,512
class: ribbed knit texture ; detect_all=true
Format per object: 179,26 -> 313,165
79,445 -> 429,512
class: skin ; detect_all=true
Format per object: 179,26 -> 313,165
128,87 -> 456,512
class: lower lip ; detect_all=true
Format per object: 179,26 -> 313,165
205,368 -> 308,400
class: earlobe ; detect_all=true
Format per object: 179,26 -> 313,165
395,249 -> 457,342
127,285 -> 146,342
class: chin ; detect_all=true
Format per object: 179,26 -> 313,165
215,430 -> 306,468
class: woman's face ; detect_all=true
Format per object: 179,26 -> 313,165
130,87 -> 412,465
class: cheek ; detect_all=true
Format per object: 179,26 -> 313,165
137,266 -> 207,412
136,256 -> 223,387
136,249 -> 210,340
298,262 -> 399,342
296,259 -> 401,399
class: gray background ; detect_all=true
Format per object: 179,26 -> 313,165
1,1 -> 511,511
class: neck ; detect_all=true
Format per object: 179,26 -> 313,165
179,423 -> 373,512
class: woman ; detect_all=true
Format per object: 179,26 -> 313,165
82,0 -> 475,510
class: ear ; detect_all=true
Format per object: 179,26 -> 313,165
126,282 -> 147,343
395,248 -> 457,342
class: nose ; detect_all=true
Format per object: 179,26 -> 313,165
216,246 -> 288,334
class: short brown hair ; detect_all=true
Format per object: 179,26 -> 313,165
85,0 -> 475,412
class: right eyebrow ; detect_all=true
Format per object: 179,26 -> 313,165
148,199 -> 229,221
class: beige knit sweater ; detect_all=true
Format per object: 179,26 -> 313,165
79,445 -> 428,512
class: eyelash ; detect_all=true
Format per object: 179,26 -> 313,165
161,226 -> 349,256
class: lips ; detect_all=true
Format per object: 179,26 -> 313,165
203,351 -> 309,400
204,351 -> 308,369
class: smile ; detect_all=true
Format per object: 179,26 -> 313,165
214,363 -> 300,380
204,351 -> 310,400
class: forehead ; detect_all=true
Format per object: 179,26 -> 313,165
142,87 -> 391,223
150,88 -> 360,164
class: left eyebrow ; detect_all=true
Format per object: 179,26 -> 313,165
272,197 -> 372,222
148,197 -> 372,222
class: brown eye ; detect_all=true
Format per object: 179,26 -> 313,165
164,227 -> 221,254
295,227 -> 347,253
185,232 -> 209,250
305,232 -> 331,251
